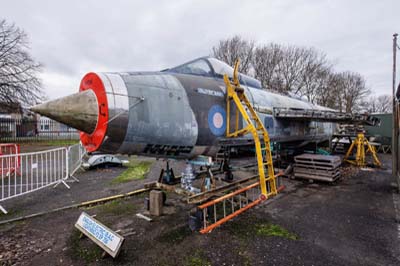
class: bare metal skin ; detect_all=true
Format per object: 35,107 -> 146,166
29,57 -> 378,158
28,57 -> 337,157
30,89 -> 98,134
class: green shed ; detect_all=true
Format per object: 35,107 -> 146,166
365,113 -> 392,144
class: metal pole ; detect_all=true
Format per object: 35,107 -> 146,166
392,33 -> 399,190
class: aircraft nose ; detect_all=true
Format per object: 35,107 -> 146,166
30,89 -> 99,134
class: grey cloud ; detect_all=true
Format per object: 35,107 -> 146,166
2,0 -> 399,99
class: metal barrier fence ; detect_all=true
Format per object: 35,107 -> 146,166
0,118 -> 79,142
0,143 -> 85,214
68,143 -> 86,181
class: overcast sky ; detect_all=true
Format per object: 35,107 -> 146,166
2,0 -> 399,99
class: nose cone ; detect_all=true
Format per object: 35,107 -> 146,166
30,89 -> 99,134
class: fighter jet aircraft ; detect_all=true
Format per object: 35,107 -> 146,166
31,57 -> 375,159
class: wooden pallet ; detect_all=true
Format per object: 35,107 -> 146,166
294,167 -> 340,177
294,153 -> 341,163
294,172 -> 341,182
294,154 -> 341,169
293,154 -> 342,182
294,162 -> 340,171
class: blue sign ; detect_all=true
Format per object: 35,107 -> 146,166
208,105 -> 226,136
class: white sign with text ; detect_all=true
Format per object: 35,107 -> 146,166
75,212 -> 124,258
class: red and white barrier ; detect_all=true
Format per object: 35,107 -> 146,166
0,143 -> 21,178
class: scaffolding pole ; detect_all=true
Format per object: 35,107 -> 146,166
393,33 -> 399,192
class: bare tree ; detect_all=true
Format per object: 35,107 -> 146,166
298,48 -> 331,103
276,45 -> 310,94
331,71 -> 370,113
316,72 -> 342,109
211,35 -> 255,74
362,94 -> 392,113
0,19 -> 42,108
253,43 -> 284,91
252,44 -> 322,95
376,95 -> 392,113
211,36 -> 371,113
361,96 -> 379,113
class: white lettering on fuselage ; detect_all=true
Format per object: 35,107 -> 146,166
196,88 -> 224,97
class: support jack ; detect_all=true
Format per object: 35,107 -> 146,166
158,160 -> 176,184
344,132 -> 382,167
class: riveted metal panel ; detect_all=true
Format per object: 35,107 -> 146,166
97,73 -> 129,153
117,73 -> 198,156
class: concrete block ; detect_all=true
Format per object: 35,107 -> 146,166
149,190 -> 163,216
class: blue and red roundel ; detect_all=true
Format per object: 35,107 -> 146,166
208,105 -> 226,136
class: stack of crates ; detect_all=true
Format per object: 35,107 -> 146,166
294,154 -> 341,182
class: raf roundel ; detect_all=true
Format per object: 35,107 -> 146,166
208,105 -> 227,136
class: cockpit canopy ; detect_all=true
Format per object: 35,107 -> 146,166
166,57 -> 262,89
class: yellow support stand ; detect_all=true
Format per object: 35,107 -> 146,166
224,60 -> 277,199
343,133 -> 381,167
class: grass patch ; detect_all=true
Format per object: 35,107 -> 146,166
157,226 -> 192,244
67,230 -> 103,263
185,250 -> 210,266
224,216 -> 255,239
256,224 -> 298,240
111,160 -> 152,184
93,199 -> 137,216
224,217 -> 298,240
0,208 -> 22,219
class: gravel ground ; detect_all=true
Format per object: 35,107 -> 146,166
0,150 -> 399,265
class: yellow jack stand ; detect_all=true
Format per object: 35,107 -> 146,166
343,133 -> 381,167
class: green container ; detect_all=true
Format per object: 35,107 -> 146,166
365,113 -> 392,144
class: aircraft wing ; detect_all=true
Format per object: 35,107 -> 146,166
273,107 -> 380,126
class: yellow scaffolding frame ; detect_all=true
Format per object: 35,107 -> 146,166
224,60 -> 277,198
195,60 -> 280,234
